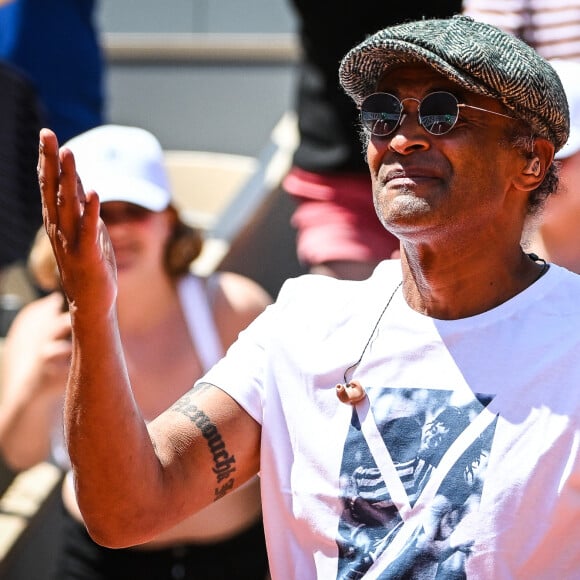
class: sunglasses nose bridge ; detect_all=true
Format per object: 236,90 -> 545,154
398,96 -> 421,111
396,96 -> 422,132
399,97 -> 421,116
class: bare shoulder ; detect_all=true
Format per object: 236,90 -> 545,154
211,271 -> 272,310
207,272 -> 272,348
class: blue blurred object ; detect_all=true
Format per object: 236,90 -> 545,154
0,0 -> 104,143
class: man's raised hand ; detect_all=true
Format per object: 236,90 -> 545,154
38,128 -> 117,315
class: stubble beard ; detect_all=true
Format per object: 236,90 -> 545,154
374,184 -> 433,232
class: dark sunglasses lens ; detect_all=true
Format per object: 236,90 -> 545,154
420,92 -> 459,135
361,93 -> 401,136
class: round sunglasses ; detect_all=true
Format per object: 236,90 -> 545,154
360,91 -> 517,137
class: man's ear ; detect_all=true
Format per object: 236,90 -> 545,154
522,157 -> 541,177
513,138 -> 555,191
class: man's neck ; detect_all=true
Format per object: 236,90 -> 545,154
399,248 -> 547,320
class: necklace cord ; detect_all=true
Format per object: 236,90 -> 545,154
528,252 -> 549,281
343,281 -> 403,384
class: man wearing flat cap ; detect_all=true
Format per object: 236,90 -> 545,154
38,16 -> 580,579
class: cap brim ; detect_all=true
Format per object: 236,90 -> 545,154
340,41 -> 501,107
82,175 -> 171,211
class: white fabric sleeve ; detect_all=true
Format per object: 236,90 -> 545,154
194,276 -> 299,425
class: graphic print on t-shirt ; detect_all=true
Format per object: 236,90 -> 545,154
336,388 -> 496,579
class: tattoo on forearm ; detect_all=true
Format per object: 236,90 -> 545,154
170,385 -> 236,501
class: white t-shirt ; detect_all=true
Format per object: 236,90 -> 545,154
200,260 -> 580,579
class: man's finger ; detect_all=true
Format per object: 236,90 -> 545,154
38,128 -> 61,229
82,190 -> 103,248
57,147 -> 84,248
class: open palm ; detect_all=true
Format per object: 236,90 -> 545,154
38,128 -> 118,316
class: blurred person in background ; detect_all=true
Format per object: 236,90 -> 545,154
0,125 -> 271,579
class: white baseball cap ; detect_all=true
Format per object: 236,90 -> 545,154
63,125 -> 172,211
551,60 -> 580,160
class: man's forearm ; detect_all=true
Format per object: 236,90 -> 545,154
64,308 -> 164,547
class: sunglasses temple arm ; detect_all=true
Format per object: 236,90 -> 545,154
458,103 -> 516,121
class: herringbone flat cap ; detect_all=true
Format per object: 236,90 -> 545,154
339,15 -> 569,151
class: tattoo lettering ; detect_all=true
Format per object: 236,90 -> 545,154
216,478 -> 234,500
171,386 -> 237,501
